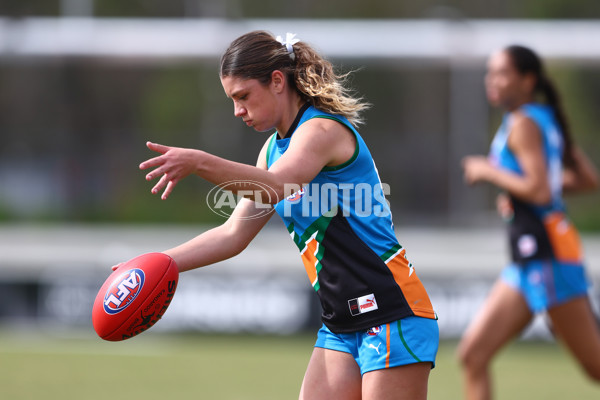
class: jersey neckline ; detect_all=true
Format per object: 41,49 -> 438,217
279,102 -> 311,140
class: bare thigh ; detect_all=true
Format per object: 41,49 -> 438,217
547,296 -> 600,380
362,362 -> 432,400
299,347 -> 362,400
458,279 -> 534,365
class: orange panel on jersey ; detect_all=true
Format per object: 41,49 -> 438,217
301,237 -> 320,288
544,212 -> 584,264
386,249 -> 436,319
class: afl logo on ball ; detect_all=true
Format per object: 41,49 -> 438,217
103,269 -> 145,315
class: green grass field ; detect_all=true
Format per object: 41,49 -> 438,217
0,328 -> 598,399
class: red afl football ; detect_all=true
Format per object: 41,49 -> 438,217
92,252 -> 179,341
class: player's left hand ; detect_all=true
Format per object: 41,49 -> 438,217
462,155 -> 494,185
140,141 -> 203,200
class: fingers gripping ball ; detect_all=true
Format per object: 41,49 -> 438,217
92,253 -> 179,341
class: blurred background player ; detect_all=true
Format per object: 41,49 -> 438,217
459,44 -> 600,400
136,31 -> 439,400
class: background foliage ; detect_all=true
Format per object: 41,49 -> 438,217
1,1 -> 599,229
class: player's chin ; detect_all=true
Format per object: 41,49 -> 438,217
253,125 -> 272,133
486,96 -> 502,108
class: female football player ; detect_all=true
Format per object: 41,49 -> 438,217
459,45 -> 600,400
138,31 -> 439,399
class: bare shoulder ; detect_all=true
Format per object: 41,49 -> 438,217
510,111 -> 539,133
508,111 -> 542,149
289,117 -> 356,167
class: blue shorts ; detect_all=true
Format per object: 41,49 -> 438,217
314,316 -> 439,375
501,260 -> 591,313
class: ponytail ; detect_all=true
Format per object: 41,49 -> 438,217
537,76 -> 575,167
505,45 -> 575,167
292,42 -> 370,126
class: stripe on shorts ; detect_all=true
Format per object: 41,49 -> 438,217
385,323 -> 390,368
398,320 -> 421,363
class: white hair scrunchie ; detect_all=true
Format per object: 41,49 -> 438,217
276,32 -> 300,60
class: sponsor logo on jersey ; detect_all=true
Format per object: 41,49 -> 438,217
285,187 -> 306,203
103,269 -> 145,315
518,234 -> 537,258
348,293 -> 378,316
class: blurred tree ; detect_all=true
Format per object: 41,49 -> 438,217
0,0 -> 59,17
1,5 -> 600,227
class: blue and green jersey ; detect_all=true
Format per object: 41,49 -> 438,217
266,105 -> 436,333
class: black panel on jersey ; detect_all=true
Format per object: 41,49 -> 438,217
317,212 -> 414,333
508,196 -> 554,264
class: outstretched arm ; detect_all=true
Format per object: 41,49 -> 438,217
164,198 -> 273,272
153,139 -> 276,273
140,141 -> 280,202
139,118 -> 356,203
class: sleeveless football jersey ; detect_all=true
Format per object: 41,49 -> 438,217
489,103 -> 565,217
488,103 -> 583,265
266,104 -> 436,333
